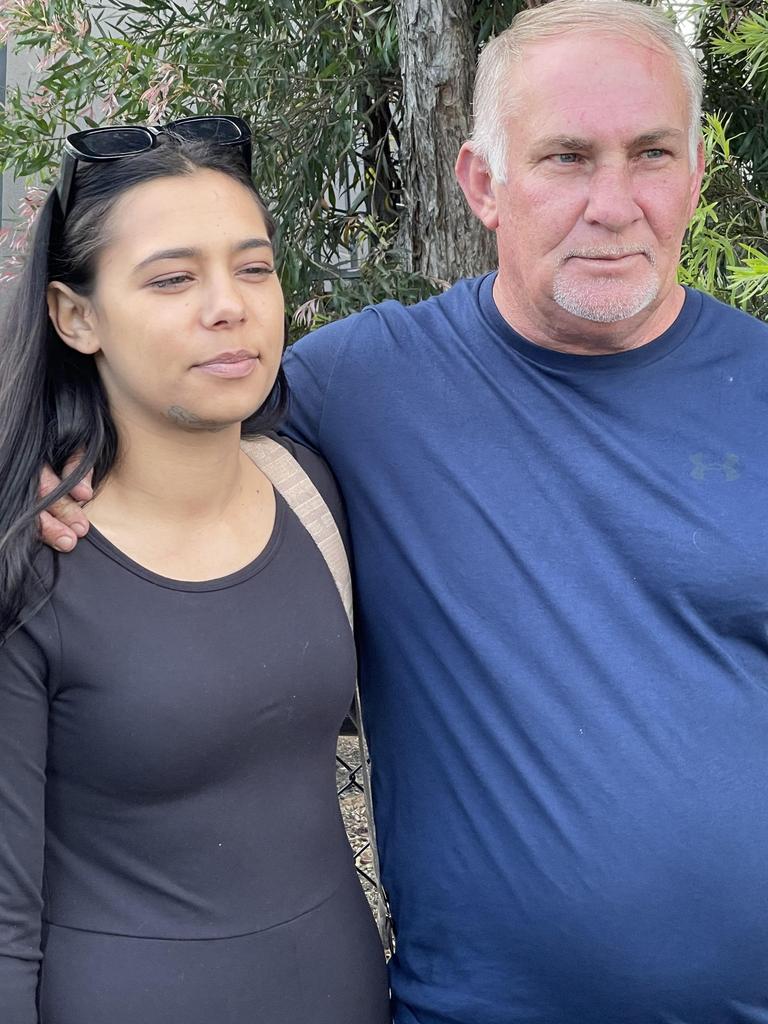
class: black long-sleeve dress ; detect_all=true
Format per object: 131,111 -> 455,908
0,442 -> 389,1024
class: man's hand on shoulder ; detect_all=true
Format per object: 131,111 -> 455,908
39,459 -> 93,552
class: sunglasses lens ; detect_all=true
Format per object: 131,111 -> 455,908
171,118 -> 243,144
76,127 -> 154,158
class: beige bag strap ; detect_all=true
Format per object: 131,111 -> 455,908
241,435 -> 391,947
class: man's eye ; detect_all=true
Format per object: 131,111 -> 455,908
552,153 -> 581,165
642,148 -> 667,159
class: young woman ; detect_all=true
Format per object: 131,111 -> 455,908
0,119 -> 389,1024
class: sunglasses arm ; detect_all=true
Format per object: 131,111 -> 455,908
55,151 -> 77,222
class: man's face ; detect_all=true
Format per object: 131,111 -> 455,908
476,32 -> 704,348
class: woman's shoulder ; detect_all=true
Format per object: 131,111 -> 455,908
266,433 -> 344,515
258,432 -> 350,553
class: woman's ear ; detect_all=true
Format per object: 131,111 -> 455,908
47,282 -> 101,355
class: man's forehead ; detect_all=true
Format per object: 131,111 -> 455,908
506,28 -> 685,96
515,27 -> 676,66
502,30 -> 690,130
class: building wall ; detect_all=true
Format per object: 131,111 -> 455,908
1,42 -> 40,309
1,42 -> 37,227
0,45 -> 6,217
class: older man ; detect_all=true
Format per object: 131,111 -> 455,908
281,2 -> 768,1021
44,1 -> 768,1021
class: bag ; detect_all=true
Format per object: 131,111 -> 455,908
241,435 -> 393,950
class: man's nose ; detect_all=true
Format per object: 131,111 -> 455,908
201,276 -> 247,328
582,163 -> 643,233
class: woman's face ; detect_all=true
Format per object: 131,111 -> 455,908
55,168 -> 285,434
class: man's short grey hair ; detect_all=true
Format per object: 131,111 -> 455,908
471,0 -> 703,182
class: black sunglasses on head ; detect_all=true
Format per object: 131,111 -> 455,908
55,115 -> 252,220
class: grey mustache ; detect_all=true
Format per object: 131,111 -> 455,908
561,245 -> 656,264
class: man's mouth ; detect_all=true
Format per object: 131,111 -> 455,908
562,246 -> 655,266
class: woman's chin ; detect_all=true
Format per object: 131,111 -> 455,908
163,404 -> 252,433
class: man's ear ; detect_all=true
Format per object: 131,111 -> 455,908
455,142 -> 500,231
47,282 -> 101,355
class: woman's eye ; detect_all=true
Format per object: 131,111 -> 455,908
150,274 -> 192,290
240,265 -> 275,277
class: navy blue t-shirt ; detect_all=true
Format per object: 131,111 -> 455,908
283,277 -> 768,1024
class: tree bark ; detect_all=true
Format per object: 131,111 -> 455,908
396,0 -> 497,284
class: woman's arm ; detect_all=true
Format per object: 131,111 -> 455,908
0,621 -> 51,1024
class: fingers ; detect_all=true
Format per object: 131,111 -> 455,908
39,509 -> 83,552
39,460 -> 94,503
41,492 -> 90,536
59,456 -> 94,502
38,461 -> 93,552
69,477 -> 94,502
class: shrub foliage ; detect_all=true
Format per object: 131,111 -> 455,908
0,0 -> 765,327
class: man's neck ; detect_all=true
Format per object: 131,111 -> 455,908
492,276 -> 687,356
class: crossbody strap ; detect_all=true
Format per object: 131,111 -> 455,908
241,435 -> 391,948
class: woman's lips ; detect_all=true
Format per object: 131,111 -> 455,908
195,353 -> 259,378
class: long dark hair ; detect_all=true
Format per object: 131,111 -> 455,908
0,138 -> 288,639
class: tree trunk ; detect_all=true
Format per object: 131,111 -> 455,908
396,0 -> 497,284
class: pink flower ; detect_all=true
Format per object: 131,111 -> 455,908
0,188 -> 48,280
140,63 -> 180,124
102,92 -> 119,118
293,297 -> 322,329
209,80 -> 227,109
20,187 -> 46,222
30,88 -> 54,112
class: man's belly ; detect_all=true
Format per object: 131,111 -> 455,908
385,704 -> 768,1024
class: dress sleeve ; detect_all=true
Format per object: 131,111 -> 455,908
0,612 -> 53,1024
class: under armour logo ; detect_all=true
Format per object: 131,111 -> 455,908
690,453 -> 741,481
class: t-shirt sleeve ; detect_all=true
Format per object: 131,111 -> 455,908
281,318 -> 355,454
0,607 -> 53,1024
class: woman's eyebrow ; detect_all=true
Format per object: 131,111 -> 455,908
234,237 -> 273,253
134,247 -> 197,271
133,238 -> 273,273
